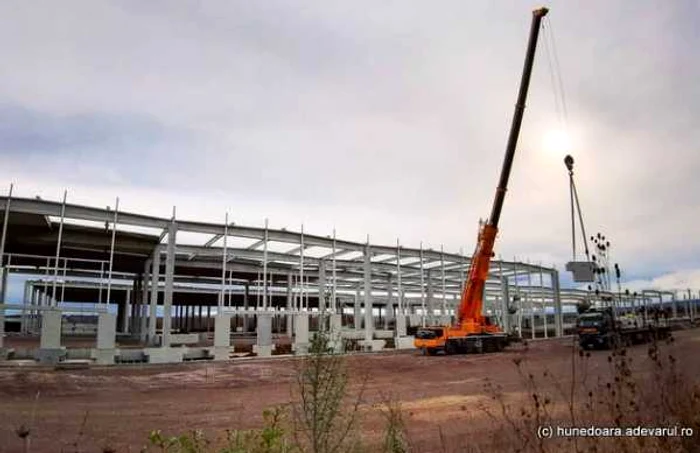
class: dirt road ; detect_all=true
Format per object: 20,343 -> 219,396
1,329 -> 699,452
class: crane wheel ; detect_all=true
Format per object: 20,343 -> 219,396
445,342 -> 457,355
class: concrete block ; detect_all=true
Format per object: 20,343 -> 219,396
144,347 -> 184,364
358,339 -> 386,352
329,314 -> 342,334
0,348 -> 15,361
92,348 -> 117,365
214,314 -> 231,348
183,347 -> 211,361
293,314 -> 309,354
291,343 -> 308,354
40,310 -> 62,349
395,336 -> 416,350
408,314 -> 423,327
170,333 -> 200,345
253,344 -> 274,357
374,330 -> 394,339
211,346 -> 232,361
437,315 -> 452,325
116,349 -> 146,363
341,330 -> 367,340
257,314 -> 273,347
328,314 -> 344,353
395,314 -> 407,337
97,313 -> 117,350
36,348 -> 67,364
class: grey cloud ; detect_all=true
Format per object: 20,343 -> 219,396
0,104 -> 169,154
0,0 -> 699,288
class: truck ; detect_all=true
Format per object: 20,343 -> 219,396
414,7 -> 549,355
576,306 -> 671,350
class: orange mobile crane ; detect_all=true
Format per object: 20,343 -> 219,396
414,7 -> 549,355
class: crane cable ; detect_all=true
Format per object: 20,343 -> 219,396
541,17 -> 569,131
542,16 -> 597,288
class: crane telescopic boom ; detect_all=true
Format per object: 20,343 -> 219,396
457,6 -> 549,325
415,7 -> 549,355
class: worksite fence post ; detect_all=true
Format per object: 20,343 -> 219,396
498,258 -> 510,333
162,219 -> 177,347
286,274 -> 293,336
0,184 -> 12,316
688,289 -> 694,323
396,239 -> 403,317
299,224 -> 305,312
420,242 -> 425,327
263,218 -> 268,310
527,264 -> 535,339
220,212 -> 228,309
52,190 -> 68,307
539,264 -> 548,339
332,229 -> 337,313
363,244 -> 373,341
105,197 -> 119,308
385,274 -> 393,329
441,245 -> 446,317
22,280 -> 30,334
318,259 -> 326,313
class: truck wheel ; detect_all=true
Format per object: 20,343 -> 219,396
445,342 -> 457,355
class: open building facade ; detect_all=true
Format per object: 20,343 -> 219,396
0,192 -> 697,364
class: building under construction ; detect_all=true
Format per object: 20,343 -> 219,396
0,191 -> 697,365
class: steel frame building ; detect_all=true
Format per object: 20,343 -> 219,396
0,190 -> 696,363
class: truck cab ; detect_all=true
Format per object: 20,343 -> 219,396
576,309 -> 614,349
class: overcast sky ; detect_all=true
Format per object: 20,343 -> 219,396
0,0 -> 698,293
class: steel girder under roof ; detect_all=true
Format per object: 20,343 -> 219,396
0,196 -> 557,304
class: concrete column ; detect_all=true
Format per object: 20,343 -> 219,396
286,274 -> 293,337
329,313 -> 343,352
551,269 -> 563,337
293,314 -> 309,354
95,312 -> 117,364
255,313 -> 273,357
148,249 -> 160,344
213,314 -> 232,360
318,260 -> 327,313
162,221 -> 177,347
38,309 -> 65,363
363,245 -> 373,342
40,310 -> 62,349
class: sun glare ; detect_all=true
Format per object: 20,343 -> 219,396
543,129 -> 572,156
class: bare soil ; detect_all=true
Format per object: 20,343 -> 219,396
1,329 -> 699,453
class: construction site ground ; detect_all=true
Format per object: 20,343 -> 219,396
2,328 -> 699,452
